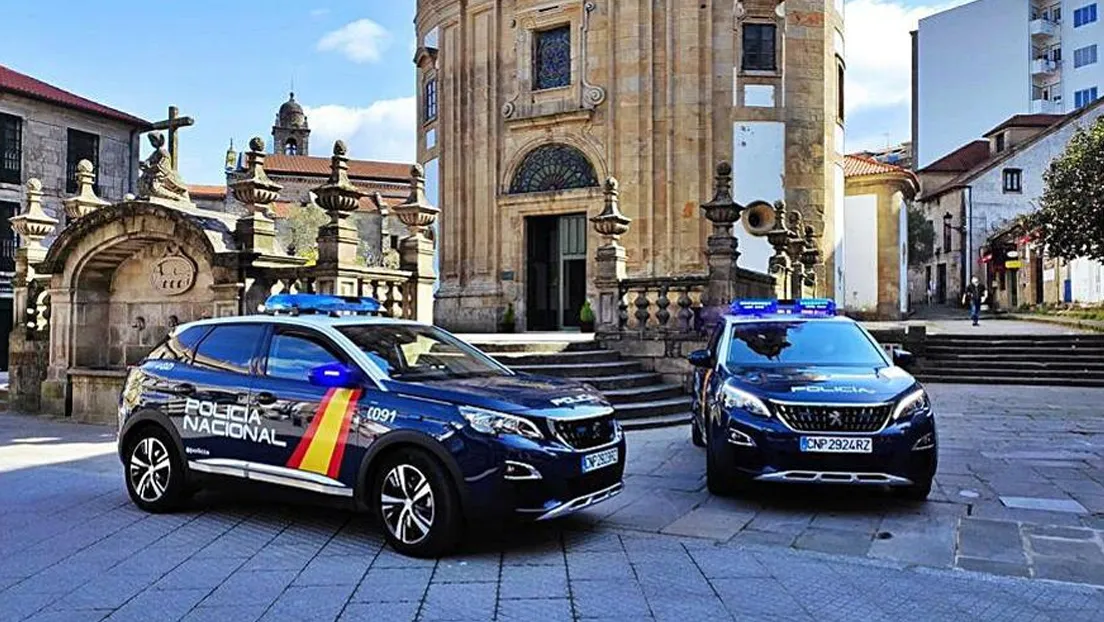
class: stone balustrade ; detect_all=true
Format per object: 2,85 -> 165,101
615,275 -> 709,334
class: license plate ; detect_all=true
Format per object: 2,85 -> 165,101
582,447 -> 619,473
799,436 -> 872,453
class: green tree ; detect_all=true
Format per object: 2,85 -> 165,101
907,204 -> 935,267
282,205 -> 329,264
1031,117 -> 1104,261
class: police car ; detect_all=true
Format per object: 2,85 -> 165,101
117,294 -> 625,557
689,299 -> 936,500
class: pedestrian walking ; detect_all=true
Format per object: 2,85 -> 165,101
962,276 -> 988,326
926,281 -> 933,306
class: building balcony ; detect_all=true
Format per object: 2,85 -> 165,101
1031,98 -> 1063,114
1031,57 -> 1060,76
1030,17 -> 1059,40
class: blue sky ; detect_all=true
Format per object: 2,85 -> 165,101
2,0 -> 966,185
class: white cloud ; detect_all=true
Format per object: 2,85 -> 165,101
845,0 -> 971,113
305,98 -> 416,163
317,19 -> 392,64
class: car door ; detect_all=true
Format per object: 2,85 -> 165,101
177,323 -> 270,469
252,326 -> 368,494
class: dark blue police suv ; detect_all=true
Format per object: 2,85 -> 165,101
689,299 -> 936,500
118,295 -> 624,557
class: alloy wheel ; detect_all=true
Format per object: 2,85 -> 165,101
129,437 -> 172,503
379,464 -> 436,545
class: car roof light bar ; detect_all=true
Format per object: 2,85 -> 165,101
263,294 -> 382,317
728,298 -> 836,317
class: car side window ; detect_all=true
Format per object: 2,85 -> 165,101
192,324 -> 266,374
266,330 -> 343,381
147,326 -> 208,362
707,324 -> 724,364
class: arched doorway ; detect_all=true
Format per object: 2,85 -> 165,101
508,143 -> 600,330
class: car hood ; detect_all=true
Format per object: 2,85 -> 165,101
725,364 -> 918,404
383,373 -> 613,418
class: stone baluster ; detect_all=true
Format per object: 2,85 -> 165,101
230,137 -> 283,256
676,287 -> 693,332
590,177 -> 631,334
766,200 -> 793,299
393,164 -> 440,324
786,211 -> 806,300
313,141 -> 368,295
63,160 -> 109,221
655,283 -> 671,331
801,225 -> 821,297
617,287 -> 629,331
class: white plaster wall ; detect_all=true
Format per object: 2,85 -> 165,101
917,0 -> 1032,168
834,162 -> 846,305
1063,0 -> 1104,109
1070,256 -> 1104,302
842,193 -> 878,311
732,121 -> 782,273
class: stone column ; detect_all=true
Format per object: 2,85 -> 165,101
230,137 -> 283,256
312,141 -> 367,295
8,179 -> 58,414
699,163 -> 744,326
590,177 -> 631,334
63,159 -> 109,221
393,164 -> 440,324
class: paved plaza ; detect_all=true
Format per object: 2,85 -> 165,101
3,384 -> 1104,621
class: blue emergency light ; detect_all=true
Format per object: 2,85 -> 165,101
729,298 -> 836,317
263,294 -> 382,316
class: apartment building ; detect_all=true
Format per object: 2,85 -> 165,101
914,0 -> 1104,169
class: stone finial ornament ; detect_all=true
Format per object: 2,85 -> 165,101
230,136 -> 283,218
394,164 -> 440,236
699,162 -> 742,229
590,177 -> 631,242
63,159 -> 110,220
137,132 -> 191,203
312,140 -> 366,220
10,178 -> 59,249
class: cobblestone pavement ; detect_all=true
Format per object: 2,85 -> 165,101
3,384 -> 1104,621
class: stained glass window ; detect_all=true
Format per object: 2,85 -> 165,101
509,144 -> 599,194
534,26 -> 571,90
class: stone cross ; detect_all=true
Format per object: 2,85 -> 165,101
148,106 -> 195,172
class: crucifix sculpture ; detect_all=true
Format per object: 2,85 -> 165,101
147,106 -> 194,172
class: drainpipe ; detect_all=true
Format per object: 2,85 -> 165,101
128,128 -> 137,195
964,185 -> 973,287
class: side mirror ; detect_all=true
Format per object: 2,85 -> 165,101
688,349 -> 713,368
308,362 -> 365,388
892,348 -> 915,370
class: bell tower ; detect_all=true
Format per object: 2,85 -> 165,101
272,92 -> 311,156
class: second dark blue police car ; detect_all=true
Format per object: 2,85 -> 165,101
689,299 -> 936,500
117,294 -> 624,557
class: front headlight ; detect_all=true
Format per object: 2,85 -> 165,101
720,382 -> 772,418
892,389 -> 931,421
459,406 -> 544,440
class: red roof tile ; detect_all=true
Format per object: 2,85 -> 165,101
843,154 -> 910,178
917,140 -> 991,174
983,113 -> 1065,137
188,184 -> 228,199
0,64 -> 150,128
263,154 -> 411,182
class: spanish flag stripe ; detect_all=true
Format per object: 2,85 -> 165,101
286,388 -> 338,470
296,389 -> 357,476
325,389 -> 361,479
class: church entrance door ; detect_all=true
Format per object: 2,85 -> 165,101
526,214 -> 587,331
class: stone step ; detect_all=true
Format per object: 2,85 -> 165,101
613,396 -> 693,420
919,359 -> 1104,371
620,411 -> 692,431
917,374 -> 1104,387
511,360 -> 643,378
926,334 -> 1104,343
468,340 -> 604,354
601,383 -> 685,404
924,345 -> 1104,356
571,372 -> 666,390
490,349 -> 622,366
917,365 -> 1104,378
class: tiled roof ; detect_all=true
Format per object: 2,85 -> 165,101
187,184 -> 228,199
984,114 -> 1065,137
0,64 -> 150,128
843,154 -> 909,178
262,154 -> 411,182
918,140 -> 991,174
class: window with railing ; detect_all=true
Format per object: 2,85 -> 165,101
66,129 -> 99,194
0,113 -> 21,185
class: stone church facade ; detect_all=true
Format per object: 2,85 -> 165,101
415,0 -> 846,332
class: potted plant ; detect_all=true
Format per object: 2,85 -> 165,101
499,303 -> 516,333
579,300 -> 596,333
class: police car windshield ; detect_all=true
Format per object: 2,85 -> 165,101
337,324 -> 508,381
725,320 -> 887,368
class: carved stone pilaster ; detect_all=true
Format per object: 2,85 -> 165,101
591,177 -> 630,334
579,2 -> 607,109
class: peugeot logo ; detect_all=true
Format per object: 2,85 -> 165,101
828,411 -> 843,426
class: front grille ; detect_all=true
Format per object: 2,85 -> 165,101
550,414 -> 618,450
772,402 -> 892,433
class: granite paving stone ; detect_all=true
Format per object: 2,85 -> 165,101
293,555 -> 373,586
957,518 -> 1030,564
495,598 -> 574,622
352,567 -> 433,602
499,564 -> 569,599
338,601 -> 419,622
418,581 -> 497,621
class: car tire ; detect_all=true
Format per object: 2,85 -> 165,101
124,425 -> 188,513
373,448 -> 461,558
705,425 -> 747,497
691,417 -> 706,448
894,478 -> 932,502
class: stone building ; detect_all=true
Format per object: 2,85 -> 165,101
193,93 -> 414,267
0,64 -> 149,369
414,0 -> 846,332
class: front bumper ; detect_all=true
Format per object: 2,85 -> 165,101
709,407 -> 937,486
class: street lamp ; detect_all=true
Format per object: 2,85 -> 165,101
943,212 -> 967,298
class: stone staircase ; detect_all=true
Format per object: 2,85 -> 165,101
915,333 -> 1104,386
471,339 -> 692,430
